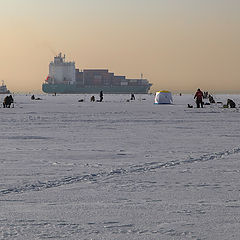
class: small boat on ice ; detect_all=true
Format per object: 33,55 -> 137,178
0,80 -> 10,94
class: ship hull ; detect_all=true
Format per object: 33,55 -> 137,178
0,90 -> 10,94
42,83 -> 151,94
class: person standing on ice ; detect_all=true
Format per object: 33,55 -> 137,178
194,88 -> 204,108
130,93 -> 135,100
99,91 -> 103,102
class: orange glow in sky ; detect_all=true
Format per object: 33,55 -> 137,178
1,0 -> 240,93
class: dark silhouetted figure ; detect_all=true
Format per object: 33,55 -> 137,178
187,104 -> 193,108
3,95 -> 14,108
203,91 -> 208,99
99,91 -> 103,102
9,95 -> 13,106
227,99 -> 236,108
3,96 -> 9,108
208,94 -> 215,104
31,95 -> 35,100
90,96 -> 95,102
194,88 -> 204,108
130,93 -> 135,100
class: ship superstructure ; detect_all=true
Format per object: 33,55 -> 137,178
48,53 -> 76,85
43,53 -> 152,94
0,80 -> 10,94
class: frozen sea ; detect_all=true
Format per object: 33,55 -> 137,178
0,93 -> 240,240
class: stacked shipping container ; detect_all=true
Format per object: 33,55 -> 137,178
75,69 -> 148,87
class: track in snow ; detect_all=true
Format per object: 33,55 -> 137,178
0,146 -> 240,196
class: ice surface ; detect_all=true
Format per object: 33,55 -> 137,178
0,93 -> 240,239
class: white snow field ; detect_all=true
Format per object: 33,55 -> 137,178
0,93 -> 240,240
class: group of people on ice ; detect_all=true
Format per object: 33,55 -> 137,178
1,89 -> 236,109
90,91 -> 135,102
193,88 -> 236,108
90,91 -> 104,102
3,95 -> 14,108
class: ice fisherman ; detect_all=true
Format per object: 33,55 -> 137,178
194,89 -> 204,108
90,96 -> 95,102
227,99 -> 236,108
208,94 -> 215,104
130,93 -> 135,100
99,91 -> 103,102
3,95 -> 14,108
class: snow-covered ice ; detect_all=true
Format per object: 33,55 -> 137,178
0,93 -> 240,239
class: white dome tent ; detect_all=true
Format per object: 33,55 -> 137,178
154,91 -> 173,104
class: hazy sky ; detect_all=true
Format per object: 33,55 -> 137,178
1,0 -> 240,93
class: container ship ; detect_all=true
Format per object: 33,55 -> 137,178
42,53 -> 152,94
